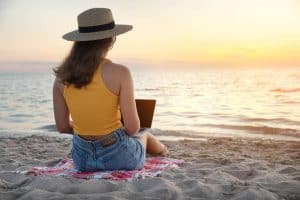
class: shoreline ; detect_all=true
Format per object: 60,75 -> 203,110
0,129 -> 299,199
1,126 -> 300,142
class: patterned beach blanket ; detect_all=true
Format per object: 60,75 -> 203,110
18,157 -> 184,181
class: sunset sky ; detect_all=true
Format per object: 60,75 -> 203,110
0,0 -> 300,67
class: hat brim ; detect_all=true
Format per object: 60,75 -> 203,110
62,24 -> 132,41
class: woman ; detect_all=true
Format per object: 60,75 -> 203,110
53,8 -> 168,171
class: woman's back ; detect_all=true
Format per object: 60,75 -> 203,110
63,59 -> 123,135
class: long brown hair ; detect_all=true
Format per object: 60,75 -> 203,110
54,38 -> 114,88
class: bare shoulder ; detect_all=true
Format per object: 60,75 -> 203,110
104,60 -> 132,77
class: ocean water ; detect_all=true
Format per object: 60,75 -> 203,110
0,64 -> 300,141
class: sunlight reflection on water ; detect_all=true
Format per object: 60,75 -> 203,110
0,66 -> 299,140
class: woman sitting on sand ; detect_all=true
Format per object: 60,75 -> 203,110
52,8 -> 167,171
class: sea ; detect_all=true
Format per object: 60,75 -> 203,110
1,61 -> 300,141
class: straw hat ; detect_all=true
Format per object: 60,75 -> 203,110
63,8 -> 132,41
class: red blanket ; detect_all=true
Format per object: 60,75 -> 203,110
19,157 -> 184,181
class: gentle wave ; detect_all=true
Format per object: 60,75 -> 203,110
9,114 -> 34,118
240,117 -> 300,126
136,88 -> 160,91
200,123 -> 300,138
36,124 -> 57,132
271,88 -> 300,93
278,100 -> 300,104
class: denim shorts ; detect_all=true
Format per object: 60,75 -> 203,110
71,128 -> 146,171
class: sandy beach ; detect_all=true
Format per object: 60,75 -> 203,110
0,130 -> 299,200
1,1 -> 300,199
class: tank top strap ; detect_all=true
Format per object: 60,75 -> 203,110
94,58 -> 117,97
94,58 -> 109,81
97,58 -> 108,71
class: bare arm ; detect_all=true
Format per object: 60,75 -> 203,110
119,67 -> 140,135
52,78 -> 73,134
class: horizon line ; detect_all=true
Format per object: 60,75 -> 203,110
1,58 -> 300,67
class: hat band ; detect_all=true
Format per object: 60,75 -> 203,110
78,21 -> 115,33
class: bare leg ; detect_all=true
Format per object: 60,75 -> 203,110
139,132 -> 168,156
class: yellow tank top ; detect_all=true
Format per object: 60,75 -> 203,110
63,60 -> 122,135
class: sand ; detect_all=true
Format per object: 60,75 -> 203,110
0,130 -> 299,200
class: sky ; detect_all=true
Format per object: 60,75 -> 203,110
0,0 -> 300,67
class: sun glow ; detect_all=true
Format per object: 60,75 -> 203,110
0,0 -> 300,67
